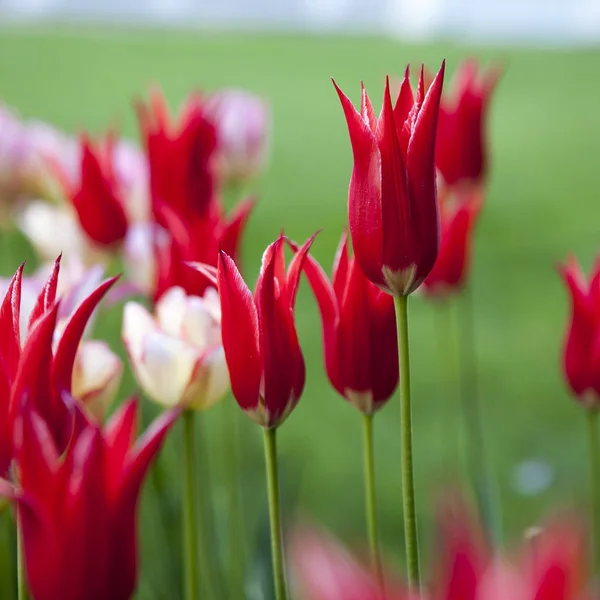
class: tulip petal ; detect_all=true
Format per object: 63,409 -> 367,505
286,232 -> 318,309
28,255 -> 61,331
53,276 -> 118,395
0,264 -> 24,381
220,196 -> 256,261
333,80 -> 385,289
217,250 -> 261,412
332,232 -> 350,304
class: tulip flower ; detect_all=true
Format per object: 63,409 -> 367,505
206,89 -> 271,183
198,234 -> 314,428
136,88 -> 255,301
0,257 -> 118,477
194,233 -> 315,600
335,63 -> 445,587
334,63 -> 445,297
136,87 -> 217,223
56,135 -> 129,247
559,256 -> 600,569
2,397 -> 178,600
122,286 -> 229,410
559,257 -> 600,404
423,189 -> 482,298
299,232 -> 398,414
436,60 -> 501,189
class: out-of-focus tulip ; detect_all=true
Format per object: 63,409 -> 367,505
71,340 -> 123,421
194,234 -> 315,428
137,87 -> 217,223
297,232 -> 398,413
558,257 -> 600,406
136,88 -> 256,301
1,397 -> 178,600
111,139 -> 150,223
0,258 -> 118,476
422,189 -> 482,298
122,286 -> 229,410
56,136 -> 129,247
289,526 -> 407,600
290,509 -> 588,600
436,60 -> 501,189
334,63 -> 445,297
206,89 -> 271,183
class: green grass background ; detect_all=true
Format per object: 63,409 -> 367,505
0,26 -> 599,597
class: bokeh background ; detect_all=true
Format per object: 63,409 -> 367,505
0,2 -> 600,598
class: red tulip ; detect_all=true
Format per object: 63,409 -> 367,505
0,257 -> 118,476
136,88 -> 255,301
333,63 -> 445,297
153,194 -> 255,301
3,397 -> 178,600
296,232 -> 398,413
559,257 -> 600,405
136,87 -> 217,223
194,234 -> 315,428
436,60 -> 501,189
60,136 -> 129,247
422,189 -> 482,298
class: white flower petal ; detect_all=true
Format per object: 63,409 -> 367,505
156,286 -> 188,337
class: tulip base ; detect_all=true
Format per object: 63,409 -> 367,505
393,295 -> 420,588
263,427 -> 288,600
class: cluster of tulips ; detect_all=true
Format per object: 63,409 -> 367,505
0,53 -> 596,600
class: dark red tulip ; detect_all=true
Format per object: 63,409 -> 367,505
3,397 -> 178,600
0,258 -> 117,476
559,257 -> 600,405
423,189 -> 482,298
63,136 -> 129,247
195,234 -> 315,428
436,60 -> 501,189
334,63 -> 445,297
296,232 -> 398,413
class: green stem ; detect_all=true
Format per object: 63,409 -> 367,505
263,427 -> 288,600
17,512 -> 27,600
225,404 -> 247,598
587,408 -> 600,572
182,410 -> 217,600
362,413 -> 384,589
393,295 -> 420,588
458,287 -> 501,543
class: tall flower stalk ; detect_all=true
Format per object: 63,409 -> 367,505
587,408 -> 600,571
192,234 -> 316,600
333,63 -> 445,590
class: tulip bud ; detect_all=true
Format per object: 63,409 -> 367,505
71,340 -> 123,421
422,189 -> 482,298
206,89 -> 271,183
436,59 -> 502,189
334,63 -> 445,297
558,257 -> 600,406
122,286 -> 229,410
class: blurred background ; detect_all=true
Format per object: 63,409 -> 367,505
0,1 -> 600,598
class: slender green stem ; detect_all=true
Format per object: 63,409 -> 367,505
182,410 -> 199,600
17,512 -> 27,600
182,410 -> 217,600
362,413 -> 383,588
225,403 -> 247,598
458,287 -> 501,543
263,427 -> 288,600
393,295 -> 420,588
587,408 -> 600,572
